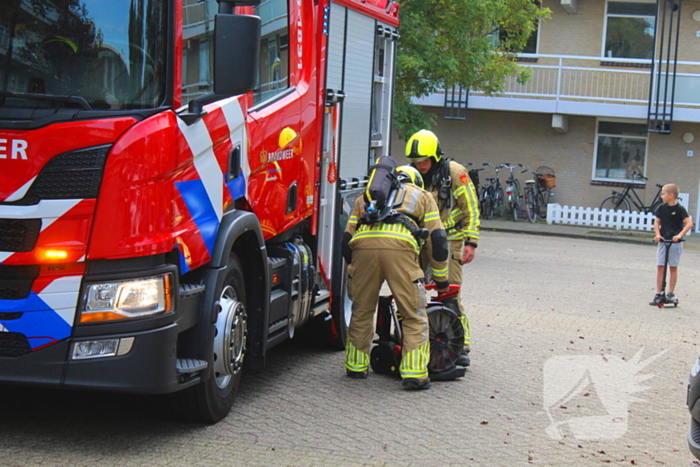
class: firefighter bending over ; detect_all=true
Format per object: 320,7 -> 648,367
341,163 -> 449,390
406,129 -> 480,367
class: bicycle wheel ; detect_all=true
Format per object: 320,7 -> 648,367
525,185 -> 537,223
481,196 -> 493,220
493,187 -> 505,217
600,195 -> 630,212
537,187 -> 551,219
647,200 -> 662,215
510,180 -> 521,222
511,198 -> 520,221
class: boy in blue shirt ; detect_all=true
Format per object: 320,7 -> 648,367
650,184 -> 693,306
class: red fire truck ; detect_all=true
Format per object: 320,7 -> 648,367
0,0 -> 399,422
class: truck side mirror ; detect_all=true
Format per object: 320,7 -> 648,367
214,14 -> 260,96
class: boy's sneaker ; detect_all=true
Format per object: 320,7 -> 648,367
665,293 -> 678,303
649,293 -> 664,306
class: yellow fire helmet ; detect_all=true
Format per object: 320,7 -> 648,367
405,129 -> 442,162
396,165 -> 424,189
278,126 -> 298,148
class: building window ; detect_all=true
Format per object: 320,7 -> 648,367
497,27 -> 538,54
199,39 -> 210,83
253,0 -> 289,105
604,1 -> 656,60
593,121 -> 648,181
181,0 -> 217,106
497,1 -> 540,54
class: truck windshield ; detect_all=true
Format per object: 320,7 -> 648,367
0,0 -> 167,110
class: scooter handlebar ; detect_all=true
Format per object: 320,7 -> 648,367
656,238 -> 685,244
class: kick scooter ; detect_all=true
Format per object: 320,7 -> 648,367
656,238 -> 683,308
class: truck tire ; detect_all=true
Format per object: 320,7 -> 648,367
177,253 -> 247,423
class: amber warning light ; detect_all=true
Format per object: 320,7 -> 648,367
43,250 -> 69,260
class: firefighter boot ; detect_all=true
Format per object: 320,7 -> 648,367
457,347 -> 470,367
402,377 -> 431,390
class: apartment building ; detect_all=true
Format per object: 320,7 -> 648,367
393,0 -> 700,226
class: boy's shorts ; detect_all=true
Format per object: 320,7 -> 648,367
657,241 -> 683,267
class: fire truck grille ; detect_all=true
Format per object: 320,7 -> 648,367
0,265 -> 39,299
0,218 -> 41,252
24,145 -> 111,201
0,332 -> 32,357
29,170 -> 104,199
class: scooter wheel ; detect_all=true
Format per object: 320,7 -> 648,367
658,302 -> 664,309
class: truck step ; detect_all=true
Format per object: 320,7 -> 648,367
175,358 -> 208,374
268,318 -> 289,334
268,256 -> 287,273
179,282 -> 205,298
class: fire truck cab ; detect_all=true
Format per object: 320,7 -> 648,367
0,0 -> 399,422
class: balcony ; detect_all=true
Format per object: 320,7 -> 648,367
416,54 -> 700,123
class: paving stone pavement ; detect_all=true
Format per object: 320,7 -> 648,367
1,229 -> 700,467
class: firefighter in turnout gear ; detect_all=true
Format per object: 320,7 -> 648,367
406,129 -> 480,367
341,163 -> 449,389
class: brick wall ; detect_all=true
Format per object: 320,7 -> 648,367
540,0 -> 606,57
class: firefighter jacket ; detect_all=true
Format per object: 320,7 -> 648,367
343,183 -> 449,287
422,160 -> 480,245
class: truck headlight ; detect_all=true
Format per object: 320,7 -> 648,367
80,274 -> 172,323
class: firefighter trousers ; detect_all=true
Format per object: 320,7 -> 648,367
345,248 -> 430,381
448,239 -> 471,350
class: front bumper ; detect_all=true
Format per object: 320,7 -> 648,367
0,256 -> 203,394
1,321 -> 186,394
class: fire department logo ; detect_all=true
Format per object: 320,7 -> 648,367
543,347 -> 667,440
460,173 -> 469,184
260,149 -> 269,165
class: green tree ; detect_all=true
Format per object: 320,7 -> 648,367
394,0 -> 550,138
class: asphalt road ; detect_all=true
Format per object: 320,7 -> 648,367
2,231 -> 700,467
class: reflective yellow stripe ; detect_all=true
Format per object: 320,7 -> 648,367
348,215 -> 358,225
424,211 -> 439,222
399,341 -> 429,379
352,223 -> 419,253
345,341 -> 369,372
460,315 -> 470,346
431,265 -> 448,281
460,177 -> 481,237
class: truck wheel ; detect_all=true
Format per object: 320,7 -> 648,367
177,253 -> 247,423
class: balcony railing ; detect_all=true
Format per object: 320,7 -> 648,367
427,54 -> 700,114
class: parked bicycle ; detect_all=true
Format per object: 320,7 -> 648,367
599,173 -> 663,214
502,163 -> 523,222
523,166 -> 556,223
479,163 -> 505,219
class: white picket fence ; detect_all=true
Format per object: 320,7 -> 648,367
546,203 -> 655,231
